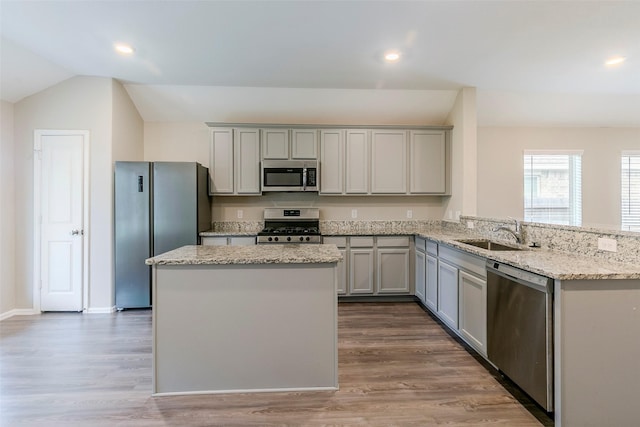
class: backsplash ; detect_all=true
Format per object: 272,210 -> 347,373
211,221 -> 263,233
320,220 -> 440,235
459,215 -> 640,264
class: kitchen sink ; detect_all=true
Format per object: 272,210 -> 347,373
455,239 -> 526,251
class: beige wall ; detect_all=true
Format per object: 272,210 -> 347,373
477,127 -> 640,229
112,81 -> 144,162
444,87 -> 477,221
12,76 -> 142,312
1,101 -> 16,316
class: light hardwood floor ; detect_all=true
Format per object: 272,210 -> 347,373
1,302 -> 548,426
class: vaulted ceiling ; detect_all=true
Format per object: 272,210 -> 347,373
2,1 -> 639,127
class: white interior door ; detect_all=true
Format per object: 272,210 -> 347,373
36,131 -> 88,311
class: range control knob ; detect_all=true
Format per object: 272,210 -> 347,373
287,236 -> 292,242
299,236 -> 304,242
305,236 -> 311,242
274,237 -> 279,242
268,237 -> 273,242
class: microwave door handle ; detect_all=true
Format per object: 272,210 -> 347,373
302,166 -> 307,191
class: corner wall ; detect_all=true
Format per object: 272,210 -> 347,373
13,76 -> 115,311
0,101 -> 16,317
444,87 -> 477,221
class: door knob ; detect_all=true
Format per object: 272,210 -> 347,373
71,229 -> 82,236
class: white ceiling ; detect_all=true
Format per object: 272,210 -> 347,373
1,0 -> 639,127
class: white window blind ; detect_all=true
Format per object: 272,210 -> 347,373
524,152 -> 582,226
621,153 -> 640,231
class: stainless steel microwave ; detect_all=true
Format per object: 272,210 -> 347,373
261,160 -> 319,192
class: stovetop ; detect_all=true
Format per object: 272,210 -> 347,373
257,208 -> 321,244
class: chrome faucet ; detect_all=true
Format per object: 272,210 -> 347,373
493,218 -> 524,244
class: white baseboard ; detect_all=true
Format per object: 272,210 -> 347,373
84,306 -> 116,314
0,308 -> 39,321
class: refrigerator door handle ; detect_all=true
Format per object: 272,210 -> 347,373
138,175 -> 144,192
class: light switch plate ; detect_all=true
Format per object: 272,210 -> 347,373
237,209 -> 243,219
351,209 -> 358,219
467,221 -> 474,229
406,210 -> 413,219
597,237 -> 617,252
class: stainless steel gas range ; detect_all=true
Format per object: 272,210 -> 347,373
257,208 -> 321,244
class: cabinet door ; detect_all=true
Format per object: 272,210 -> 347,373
209,128 -> 234,194
415,250 -> 426,303
349,248 -> 374,294
234,128 -> 261,194
425,254 -> 438,312
201,237 -> 228,246
291,129 -> 318,159
409,130 -> 446,194
319,129 -> 344,194
262,129 -> 289,159
324,237 -> 348,295
336,248 -> 347,295
345,130 -> 369,194
437,259 -> 459,329
229,236 -> 256,246
371,130 -> 407,194
377,248 -> 410,294
459,270 -> 487,356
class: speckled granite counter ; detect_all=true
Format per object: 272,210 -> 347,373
146,244 -> 342,266
199,220 -> 640,280
415,231 -> 640,281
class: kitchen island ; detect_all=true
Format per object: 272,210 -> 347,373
145,244 -> 342,396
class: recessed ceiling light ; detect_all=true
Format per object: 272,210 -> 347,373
605,56 -> 626,66
384,50 -> 401,63
114,43 -> 135,55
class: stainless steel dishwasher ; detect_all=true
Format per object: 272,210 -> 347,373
486,261 -> 554,412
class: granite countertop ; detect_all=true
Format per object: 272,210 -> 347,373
200,231 -> 258,237
146,244 -> 342,266
416,231 -> 640,281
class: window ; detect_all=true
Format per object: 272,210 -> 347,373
524,152 -> 582,226
621,153 -> 640,231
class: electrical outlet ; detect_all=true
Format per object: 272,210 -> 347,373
455,211 -> 461,220
406,210 -> 413,219
597,237 -> 617,252
351,209 -> 358,219
237,209 -> 243,219
467,221 -> 474,229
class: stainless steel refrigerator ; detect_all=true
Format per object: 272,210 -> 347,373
114,161 -> 211,309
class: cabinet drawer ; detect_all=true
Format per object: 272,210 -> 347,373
415,236 -> 426,252
229,236 -> 256,246
426,240 -> 438,256
439,244 -> 486,278
350,236 -> 374,247
377,236 -> 410,247
201,237 -> 228,246
323,236 -> 347,247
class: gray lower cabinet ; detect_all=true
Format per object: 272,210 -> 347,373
425,239 -> 438,311
437,259 -> 459,329
436,243 -> 488,356
324,235 -> 411,296
201,236 -> 256,246
414,244 -> 426,303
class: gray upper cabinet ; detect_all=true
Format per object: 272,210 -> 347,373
319,129 -> 344,194
409,130 -> 447,194
209,128 -> 260,195
261,128 -> 318,160
371,130 -> 407,194
207,123 -> 450,196
261,129 -> 289,159
345,130 -> 369,194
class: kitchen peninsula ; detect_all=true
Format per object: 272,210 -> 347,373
146,244 -> 342,395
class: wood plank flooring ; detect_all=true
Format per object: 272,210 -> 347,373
1,302 -> 547,426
